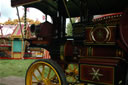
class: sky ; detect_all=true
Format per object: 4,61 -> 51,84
0,0 -> 53,36
0,0 -> 52,23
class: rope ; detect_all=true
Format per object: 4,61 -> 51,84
16,7 -> 24,39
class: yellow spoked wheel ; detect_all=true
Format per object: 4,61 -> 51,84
25,59 -> 67,85
65,64 -> 85,85
65,64 -> 78,83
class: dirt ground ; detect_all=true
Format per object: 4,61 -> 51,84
0,76 -> 25,85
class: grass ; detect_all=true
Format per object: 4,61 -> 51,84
0,83 -> 6,85
0,59 -> 36,78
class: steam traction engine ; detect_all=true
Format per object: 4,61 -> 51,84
27,12 -> 128,85
59,12 -> 128,85
75,13 -> 128,85
11,0 -> 128,85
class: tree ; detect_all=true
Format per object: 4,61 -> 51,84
66,18 -> 75,36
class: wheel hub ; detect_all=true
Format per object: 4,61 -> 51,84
37,82 -> 45,85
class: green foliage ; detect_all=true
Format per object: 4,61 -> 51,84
0,60 -> 35,78
66,18 -> 76,36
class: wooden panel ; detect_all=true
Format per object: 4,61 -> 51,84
81,46 -> 124,57
84,26 -> 117,44
80,64 -> 114,85
108,26 -> 117,42
79,57 -> 120,66
64,41 -> 73,57
92,46 -> 117,57
85,27 -> 93,42
120,8 -> 128,51
79,57 -> 127,85
31,40 -> 49,45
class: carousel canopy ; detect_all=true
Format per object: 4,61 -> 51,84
11,24 -> 31,38
0,25 -> 16,38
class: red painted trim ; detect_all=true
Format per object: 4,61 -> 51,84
0,57 -> 23,60
11,25 -> 18,35
24,57 -> 44,59
0,45 -> 11,47
0,57 -> 44,60
94,12 -> 123,20
16,25 -> 24,35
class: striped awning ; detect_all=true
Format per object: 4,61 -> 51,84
11,24 -> 31,38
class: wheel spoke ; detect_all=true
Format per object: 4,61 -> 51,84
47,68 -> 52,79
42,65 -> 45,78
36,67 -> 45,81
32,80 -> 38,83
50,74 -> 57,80
32,73 -> 39,81
37,67 -> 42,76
